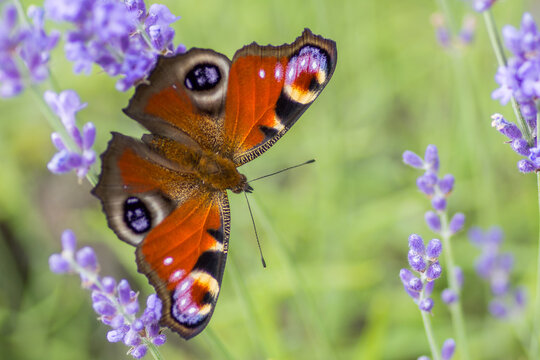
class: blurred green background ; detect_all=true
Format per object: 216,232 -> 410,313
1,0 -> 539,359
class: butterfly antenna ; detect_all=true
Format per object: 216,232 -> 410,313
243,192 -> 267,268
248,159 -> 315,183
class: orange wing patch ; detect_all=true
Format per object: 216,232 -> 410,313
224,56 -> 288,156
136,192 -> 229,338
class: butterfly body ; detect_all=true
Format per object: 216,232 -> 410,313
93,29 -> 336,339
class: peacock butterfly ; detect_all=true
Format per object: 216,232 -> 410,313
92,29 -> 337,339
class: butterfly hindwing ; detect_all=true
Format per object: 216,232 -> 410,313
223,28 -> 337,165
136,191 -> 230,339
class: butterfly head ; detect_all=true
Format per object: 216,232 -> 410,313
231,174 -> 253,194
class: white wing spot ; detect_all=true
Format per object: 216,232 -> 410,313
163,257 -> 173,266
259,69 -> 265,79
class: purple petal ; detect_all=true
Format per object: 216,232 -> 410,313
75,246 -> 97,269
131,344 -> 147,359
61,229 -> 77,253
425,211 -> 441,233
441,338 -> 456,360
49,253 -> 71,273
403,151 -> 424,168
438,174 -> 454,194
441,289 -> 458,304
419,298 -> 434,312
101,276 -> 116,294
424,145 -> 439,172
152,334 -> 166,346
117,279 -> 132,305
449,213 -> 465,234
426,261 -> 442,280
431,196 -> 447,211
426,238 -> 442,259
408,233 -> 425,254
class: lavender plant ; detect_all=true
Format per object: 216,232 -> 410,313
0,0 -> 183,358
403,145 -> 468,359
479,6 -> 540,357
44,0 -> 184,91
468,226 -> 526,319
49,230 -> 166,359
0,3 -> 59,97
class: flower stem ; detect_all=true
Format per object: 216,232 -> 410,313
421,309 -> 441,360
483,10 -> 533,145
530,108 -> 540,359
440,212 -> 470,360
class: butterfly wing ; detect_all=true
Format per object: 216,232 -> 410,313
92,133 -> 230,339
222,29 -> 337,165
123,49 -> 232,153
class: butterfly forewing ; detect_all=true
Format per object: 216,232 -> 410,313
223,29 -> 337,165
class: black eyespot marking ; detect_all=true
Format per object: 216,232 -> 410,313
123,197 -> 151,234
184,64 -> 221,91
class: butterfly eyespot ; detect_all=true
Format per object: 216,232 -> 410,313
184,64 -> 221,91
123,197 -> 151,234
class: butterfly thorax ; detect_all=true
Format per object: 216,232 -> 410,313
151,136 -> 251,194
196,152 -> 251,194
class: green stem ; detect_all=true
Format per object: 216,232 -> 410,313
421,308 -> 441,360
440,212 -> 470,360
483,10 -> 533,145
530,108 -> 540,359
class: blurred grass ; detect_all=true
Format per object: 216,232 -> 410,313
0,0 -> 539,359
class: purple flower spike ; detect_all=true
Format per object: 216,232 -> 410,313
424,145 -> 439,172
441,289 -> 458,304
449,213 -> 465,234
45,0 -> 181,91
403,151 -> 424,168
418,357 -> 431,360
50,230 -> 167,356
45,90 -> 96,180
441,338 -> 456,360
408,234 -> 425,254
425,211 -> 441,233
426,239 -> 442,259
419,298 -> 434,312
0,3 -> 59,97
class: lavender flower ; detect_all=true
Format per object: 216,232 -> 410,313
44,0 -> 183,91
472,0 -> 497,12
491,13 -> 540,171
46,90 -> 96,180
49,229 -> 166,358
468,226 -> 526,319
417,338 -> 456,360
403,145 -> 465,236
0,3 -> 59,97
401,234 -> 443,313
430,13 -> 476,50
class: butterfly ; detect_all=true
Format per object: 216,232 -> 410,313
92,29 -> 337,339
